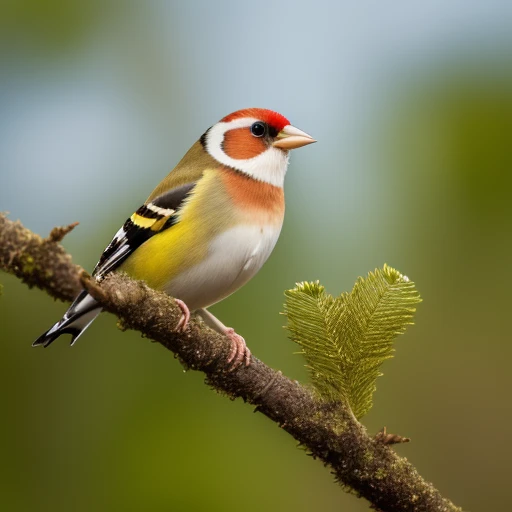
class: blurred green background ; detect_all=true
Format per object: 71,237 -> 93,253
1,1 -> 511,511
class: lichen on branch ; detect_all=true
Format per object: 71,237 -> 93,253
0,214 -> 82,301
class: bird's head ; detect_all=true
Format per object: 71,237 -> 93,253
201,108 -> 315,187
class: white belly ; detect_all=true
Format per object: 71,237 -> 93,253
165,223 -> 282,310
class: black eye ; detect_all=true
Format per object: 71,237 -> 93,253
250,122 -> 266,137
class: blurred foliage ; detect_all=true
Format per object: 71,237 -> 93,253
383,70 -> 512,222
0,0 -> 107,55
285,266 -> 421,419
442,82 -> 512,213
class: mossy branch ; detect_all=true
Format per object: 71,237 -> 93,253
0,213 -> 462,512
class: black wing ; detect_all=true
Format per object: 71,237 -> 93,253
92,183 -> 196,279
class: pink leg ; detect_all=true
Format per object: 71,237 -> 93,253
225,328 -> 252,369
175,299 -> 191,332
195,309 -> 252,370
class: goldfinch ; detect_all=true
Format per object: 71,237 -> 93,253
33,108 -> 315,366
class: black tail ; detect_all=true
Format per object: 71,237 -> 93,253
33,290 -> 102,347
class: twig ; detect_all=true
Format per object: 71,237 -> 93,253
47,221 -> 79,243
375,426 -> 411,445
0,213 -> 462,512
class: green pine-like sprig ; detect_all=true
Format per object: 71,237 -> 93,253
284,264 -> 421,419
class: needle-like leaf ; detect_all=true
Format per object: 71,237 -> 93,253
284,264 -> 421,419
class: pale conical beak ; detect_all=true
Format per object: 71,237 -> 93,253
273,125 -> 316,150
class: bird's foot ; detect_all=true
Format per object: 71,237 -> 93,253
175,299 -> 191,332
225,328 -> 251,370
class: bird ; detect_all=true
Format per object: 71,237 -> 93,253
33,108 -> 315,367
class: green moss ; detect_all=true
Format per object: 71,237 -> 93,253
20,254 -> 36,274
363,450 -> 374,463
116,320 -> 128,332
375,468 -> 387,480
331,421 -> 347,436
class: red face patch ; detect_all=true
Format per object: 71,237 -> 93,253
221,108 -> 290,133
222,127 -> 267,160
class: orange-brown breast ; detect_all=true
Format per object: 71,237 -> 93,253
219,167 -> 285,225
222,128 -> 267,160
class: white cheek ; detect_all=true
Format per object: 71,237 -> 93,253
237,146 -> 290,187
206,119 -> 290,187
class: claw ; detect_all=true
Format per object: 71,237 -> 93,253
175,299 -> 191,332
224,328 -> 251,370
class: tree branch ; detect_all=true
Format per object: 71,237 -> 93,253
0,213 -> 462,512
